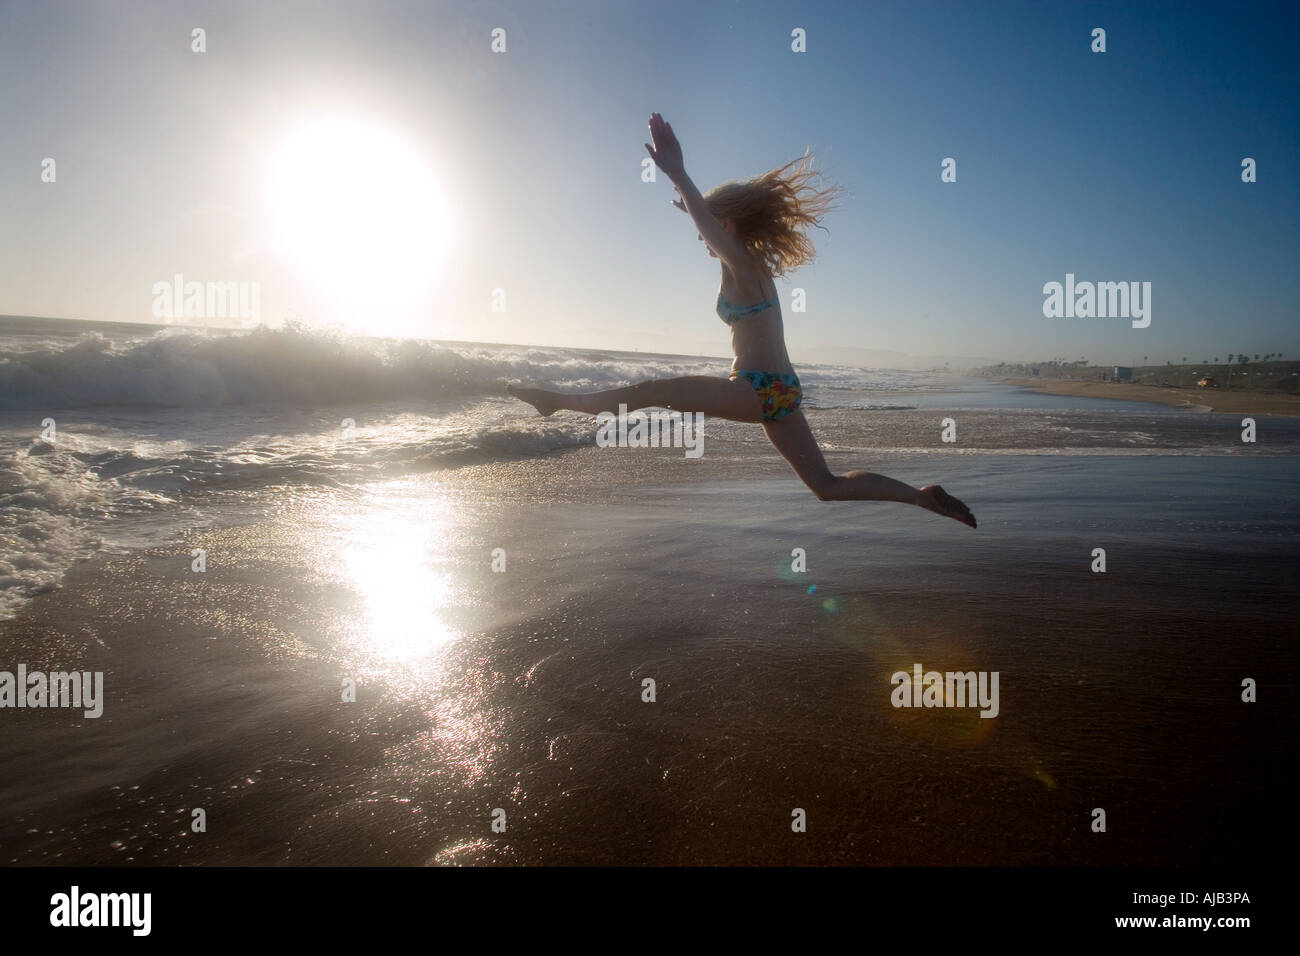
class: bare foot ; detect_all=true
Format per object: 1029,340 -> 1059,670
507,384 -> 563,417
919,484 -> 977,528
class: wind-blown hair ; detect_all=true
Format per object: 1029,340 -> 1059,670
704,149 -> 839,277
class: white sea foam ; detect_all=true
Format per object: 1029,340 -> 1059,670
1,319 -> 1294,622
0,322 -> 944,411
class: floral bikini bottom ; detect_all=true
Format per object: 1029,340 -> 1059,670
729,369 -> 803,423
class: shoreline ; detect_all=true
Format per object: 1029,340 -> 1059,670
1,458 -> 1296,865
997,377 -> 1300,417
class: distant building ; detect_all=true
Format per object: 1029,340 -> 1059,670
1113,366 -> 1133,382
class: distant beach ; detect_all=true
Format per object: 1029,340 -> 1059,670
998,377 -> 1300,417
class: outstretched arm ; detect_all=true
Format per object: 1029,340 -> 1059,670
644,112 -> 748,269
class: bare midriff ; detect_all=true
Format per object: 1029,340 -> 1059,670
721,272 -> 794,374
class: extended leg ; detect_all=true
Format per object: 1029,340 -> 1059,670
762,410 -> 976,527
509,375 -> 765,423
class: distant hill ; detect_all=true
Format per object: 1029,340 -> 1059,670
792,344 -> 997,371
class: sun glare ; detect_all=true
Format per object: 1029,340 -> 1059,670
336,489 -> 461,665
267,118 -> 449,323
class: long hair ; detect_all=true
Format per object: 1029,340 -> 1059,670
704,149 -> 839,277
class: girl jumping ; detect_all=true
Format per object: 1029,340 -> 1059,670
509,112 -> 976,528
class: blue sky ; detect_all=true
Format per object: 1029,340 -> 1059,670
2,0 -> 1297,365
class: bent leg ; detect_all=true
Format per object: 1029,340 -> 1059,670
762,410 -> 976,526
762,410 -> 920,503
510,376 -> 765,423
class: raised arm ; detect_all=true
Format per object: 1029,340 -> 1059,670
644,112 -> 748,269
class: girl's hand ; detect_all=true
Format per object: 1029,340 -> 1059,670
644,112 -> 686,181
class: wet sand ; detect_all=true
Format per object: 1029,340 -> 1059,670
1,453 -> 1295,866
998,378 -> 1300,416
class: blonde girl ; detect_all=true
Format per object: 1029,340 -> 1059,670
510,113 -> 975,528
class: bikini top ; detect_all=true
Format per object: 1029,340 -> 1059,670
716,292 -> 779,325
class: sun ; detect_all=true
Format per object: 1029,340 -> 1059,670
267,118 -> 449,325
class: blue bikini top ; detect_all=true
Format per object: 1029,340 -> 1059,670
716,292 -> 779,325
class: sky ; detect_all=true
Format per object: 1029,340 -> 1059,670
2,0 -> 1297,366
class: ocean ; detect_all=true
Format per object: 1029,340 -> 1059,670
0,315 -> 1296,865
5,315 -> 1295,624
